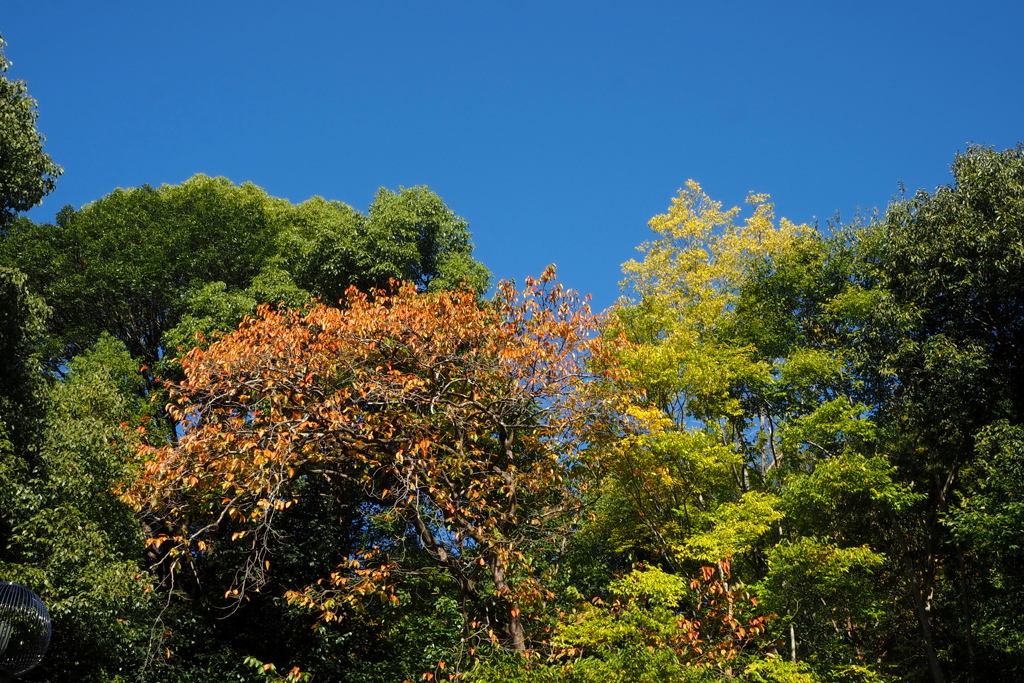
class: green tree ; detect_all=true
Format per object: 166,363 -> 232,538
2,175 -> 280,368
731,230 -> 920,679
861,145 -> 1024,682
0,267 -> 49,572
0,34 -> 62,232
945,422 -> 1024,677
466,563 -> 776,683
2,178 -> 490,375
0,267 -> 48,463
278,186 -> 490,303
4,335 -> 155,682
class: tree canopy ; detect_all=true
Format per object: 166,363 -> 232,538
2,38 -> 1024,680
126,271 -> 609,658
1,176 -> 491,375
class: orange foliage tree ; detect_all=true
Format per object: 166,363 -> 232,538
125,268 -> 616,652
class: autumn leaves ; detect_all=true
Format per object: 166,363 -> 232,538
127,269 -> 615,653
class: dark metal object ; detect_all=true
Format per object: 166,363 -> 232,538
0,583 -> 51,677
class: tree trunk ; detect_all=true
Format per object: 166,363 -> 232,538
489,554 -> 526,651
894,521 -> 946,683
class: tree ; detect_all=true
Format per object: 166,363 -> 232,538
1,172 -> 492,681
125,270 -> 611,676
0,267 -> 49,570
1,178 -> 490,376
465,563 -> 776,683
2,335 -> 156,682
944,422 -> 1024,678
586,182 -> 901,682
278,186 -> 491,302
0,267 -> 48,464
1,175 -> 280,368
0,33 -> 62,232
861,145 -> 1024,682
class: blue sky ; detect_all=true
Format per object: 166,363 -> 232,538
4,1 -> 1023,310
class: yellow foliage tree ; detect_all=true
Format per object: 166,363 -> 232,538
599,181 -> 809,568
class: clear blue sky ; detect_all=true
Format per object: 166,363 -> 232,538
5,1 -> 1023,310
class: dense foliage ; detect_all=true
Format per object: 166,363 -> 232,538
0,33 -> 62,233
2,33 -> 1024,683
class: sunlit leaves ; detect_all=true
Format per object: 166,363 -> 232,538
586,181 -> 905,681
551,563 -> 772,677
681,492 -> 783,563
622,180 -> 807,323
